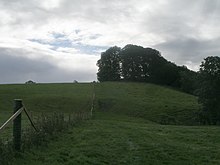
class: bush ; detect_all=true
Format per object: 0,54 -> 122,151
0,111 -> 90,165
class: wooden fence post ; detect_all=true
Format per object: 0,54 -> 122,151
13,99 -> 22,151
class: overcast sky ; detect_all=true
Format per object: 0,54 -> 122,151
0,0 -> 220,83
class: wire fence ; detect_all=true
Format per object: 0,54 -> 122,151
0,83 -> 96,165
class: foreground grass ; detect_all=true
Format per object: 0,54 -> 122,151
12,117 -> 220,165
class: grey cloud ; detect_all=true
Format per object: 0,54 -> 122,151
0,0 -> 135,27
136,0 -> 220,70
1,0 -> 220,33
154,37 -> 220,69
140,0 -> 220,40
200,0 -> 220,15
0,0 -> 57,27
1,0 -> 220,80
60,0 -> 133,19
0,48 -> 55,83
0,47 -> 96,84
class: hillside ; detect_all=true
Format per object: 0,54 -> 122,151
0,82 -> 220,164
95,82 -> 200,125
0,83 -> 93,139
0,82 -> 199,125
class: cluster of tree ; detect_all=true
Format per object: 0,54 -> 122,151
97,45 -> 220,125
97,44 -> 197,94
197,56 -> 220,124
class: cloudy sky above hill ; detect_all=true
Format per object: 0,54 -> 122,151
0,0 -> 220,83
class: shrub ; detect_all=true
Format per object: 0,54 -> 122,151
0,111 -> 90,165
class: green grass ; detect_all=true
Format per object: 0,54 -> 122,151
12,119 -> 220,165
1,82 -> 220,165
95,82 -> 200,125
0,83 -> 93,114
0,83 -> 93,140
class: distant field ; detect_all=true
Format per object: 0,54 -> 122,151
1,82 -> 220,165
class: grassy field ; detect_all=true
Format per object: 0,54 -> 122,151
95,82 -> 200,125
0,83 -> 93,139
12,119 -> 220,165
0,82 -> 220,164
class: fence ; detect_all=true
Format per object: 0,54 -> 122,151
0,84 -> 96,152
0,99 -> 37,151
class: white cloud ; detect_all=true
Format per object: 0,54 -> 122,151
0,0 -> 220,83
0,39 -> 99,83
40,0 -> 61,10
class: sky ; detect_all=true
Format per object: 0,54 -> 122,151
0,0 -> 220,84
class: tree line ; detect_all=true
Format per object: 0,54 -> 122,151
97,44 -> 197,93
97,44 -> 220,125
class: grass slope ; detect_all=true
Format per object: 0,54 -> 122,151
0,83 -> 93,115
0,82 -> 219,164
0,83 -> 93,139
95,82 -> 200,125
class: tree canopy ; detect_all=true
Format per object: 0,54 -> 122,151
120,45 -> 166,82
97,46 -> 121,82
198,56 -> 220,124
97,44 -> 197,91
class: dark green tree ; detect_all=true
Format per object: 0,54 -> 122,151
152,62 -> 180,86
179,66 -> 198,94
120,45 -> 147,81
97,46 -> 121,82
120,44 -> 167,82
96,44 -> 198,91
198,56 -> 220,124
